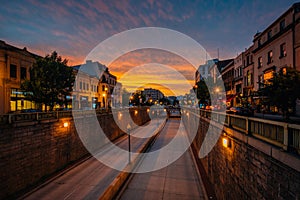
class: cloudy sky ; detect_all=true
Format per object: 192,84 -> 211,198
0,0 -> 298,95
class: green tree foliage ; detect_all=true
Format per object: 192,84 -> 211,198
195,76 -> 225,108
130,91 -> 146,106
21,51 -> 75,111
195,79 -> 210,105
260,67 -> 300,120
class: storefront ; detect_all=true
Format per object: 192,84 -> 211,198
10,88 -> 35,112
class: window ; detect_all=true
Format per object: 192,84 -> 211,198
264,70 -> 274,84
258,57 -> 263,68
268,30 -> 272,40
267,51 -> 273,64
280,19 -> 285,31
10,64 -> 17,78
20,67 -> 27,80
247,71 -> 252,86
258,39 -> 261,46
102,85 -> 105,91
87,84 -> 89,91
280,43 -> 287,58
80,82 -> 82,89
83,82 -> 86,90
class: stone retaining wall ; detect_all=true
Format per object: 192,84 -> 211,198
0,108 -> 150,199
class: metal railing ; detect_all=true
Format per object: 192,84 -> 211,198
182,107 -> 300,154
0,107 -> 150,125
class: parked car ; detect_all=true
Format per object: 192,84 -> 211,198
227,107 -> 253,116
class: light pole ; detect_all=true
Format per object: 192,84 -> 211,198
127,123 -> 131,164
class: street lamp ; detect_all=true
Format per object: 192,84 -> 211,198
127,123 -> 131,164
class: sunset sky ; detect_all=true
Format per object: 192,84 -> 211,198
0,0 -> 298,95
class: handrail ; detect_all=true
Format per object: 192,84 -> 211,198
0,107 -> 151,125
182,106 -> 300,155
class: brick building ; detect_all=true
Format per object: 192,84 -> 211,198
0,40 -> 39,114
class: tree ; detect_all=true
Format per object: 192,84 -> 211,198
130,91 -> 146,106
260,67 -> 300,120
21,51 -> 75,111
195,79 -> 210,106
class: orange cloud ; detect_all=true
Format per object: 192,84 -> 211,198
108,49 -> 198,96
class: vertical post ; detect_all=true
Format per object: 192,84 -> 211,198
127,123 -> 131,164
246,118 -> 249,134
283,124 -> 288,151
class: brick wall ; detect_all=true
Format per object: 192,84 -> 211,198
0,108 -> 150,199
183,113 -> 300,200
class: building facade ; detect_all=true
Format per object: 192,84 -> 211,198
72,60 -> 117,110
251,3 -> 300,113
143,88 -> 164,104
220,60 -> 234,107
242,46 -> 255,107
0,40 -> 39,114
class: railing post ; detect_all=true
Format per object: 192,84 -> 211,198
246,118 -> 249,135
283,124 -> 288,151
8,114 -> 12,124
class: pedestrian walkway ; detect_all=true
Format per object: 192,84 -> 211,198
118,119 -> 206,200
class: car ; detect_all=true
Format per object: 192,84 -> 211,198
168,109 -> 181,118
228,107 -> 253,116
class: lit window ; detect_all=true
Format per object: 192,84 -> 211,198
247,71 -> 252,86
264,71 -> 274,83
258,57 -> 263,68
280,43 -> 287,58
267,51 -> 273,64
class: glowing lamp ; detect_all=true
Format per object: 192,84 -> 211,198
135,110 -> 138,115
63,122 -> 69,128
222,137 -> 231,148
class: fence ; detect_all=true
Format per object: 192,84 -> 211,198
184,107 -> 300,155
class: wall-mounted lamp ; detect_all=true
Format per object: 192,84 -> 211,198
63,122 -> 69,128
147,108 -> 150,113
222,137 -> 231,148
134,110 -> 138,115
